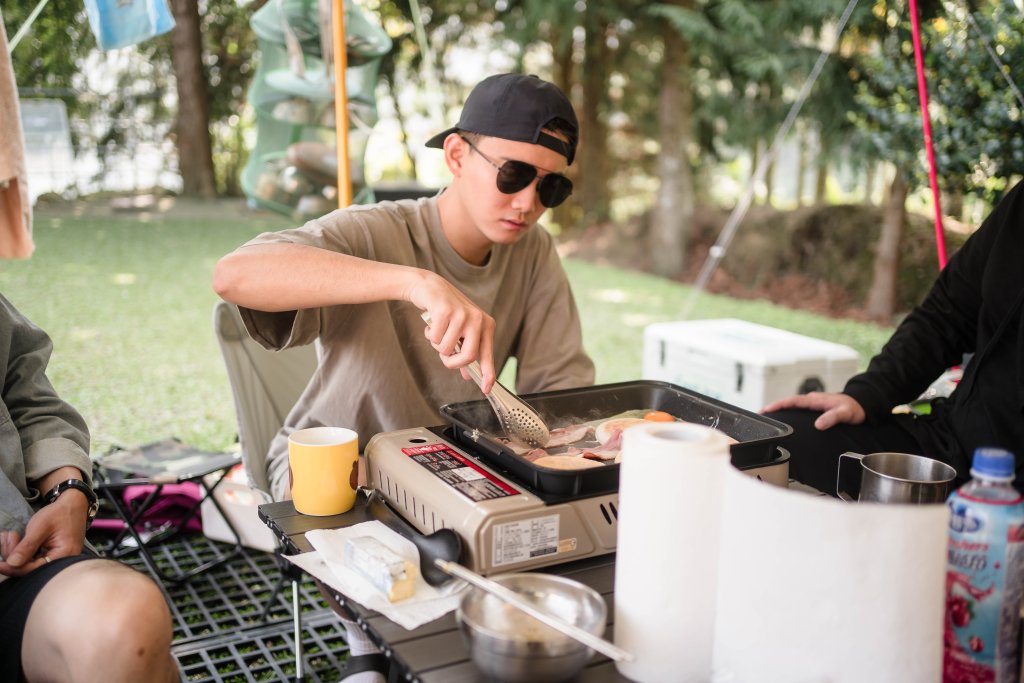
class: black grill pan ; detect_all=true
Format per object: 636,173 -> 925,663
440,379 -> 793,497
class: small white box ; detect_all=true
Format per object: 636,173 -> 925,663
201,464 -> 278,553
642,318 -> 860,412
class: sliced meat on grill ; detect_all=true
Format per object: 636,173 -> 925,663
546,424 -> 594,448
520,448 -> 549,462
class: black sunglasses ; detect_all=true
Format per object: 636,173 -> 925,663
459,135 -> 573,208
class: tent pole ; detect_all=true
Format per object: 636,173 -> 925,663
332,0 -> 352,208
7,0 -> 52,53
908,0 -> 948,268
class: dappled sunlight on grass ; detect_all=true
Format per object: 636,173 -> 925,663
112,273 -> 137,285
622,313 -> 660,328
69,328 -> 101,342
592,288 -> 629,303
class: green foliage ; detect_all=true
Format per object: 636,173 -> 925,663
850,2 -> 1024,199
928,5 -> 1024,201
6,0 -> 96,97
648,3 -> 721,43
12,0 -> 1024,213
9,0 -> 260,196
7,0 -> 98,150
202,0 -> 264,123
850,26 -> 925,175
500,0 -> 581,56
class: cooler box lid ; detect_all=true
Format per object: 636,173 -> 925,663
644,318 -> 859,369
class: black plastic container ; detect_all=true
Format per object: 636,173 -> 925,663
440,380 -> 793,496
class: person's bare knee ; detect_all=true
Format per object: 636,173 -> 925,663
21,559 -> 177,683
91,565 -> 176,681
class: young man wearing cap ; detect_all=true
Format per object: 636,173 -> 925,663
214,73 -> 594,682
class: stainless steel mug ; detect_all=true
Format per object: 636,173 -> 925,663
837,451 -> 957,504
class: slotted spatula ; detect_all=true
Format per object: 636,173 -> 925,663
421,312 -> 550,448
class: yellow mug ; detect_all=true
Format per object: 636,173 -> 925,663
288,427 -> 359,516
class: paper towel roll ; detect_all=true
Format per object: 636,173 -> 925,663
614,422 -> 732,683
710,466 -> 948,683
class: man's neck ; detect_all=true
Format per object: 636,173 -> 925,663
437,189 -> 492,266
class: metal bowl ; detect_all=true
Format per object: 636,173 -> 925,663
457,573 -> 607,683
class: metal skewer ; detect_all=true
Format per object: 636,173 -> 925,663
435,559 -> 634,663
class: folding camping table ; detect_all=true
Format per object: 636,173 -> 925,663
258,493 -> 629,682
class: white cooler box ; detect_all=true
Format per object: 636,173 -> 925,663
201,464 -> 278,553
642,318 -> 859,412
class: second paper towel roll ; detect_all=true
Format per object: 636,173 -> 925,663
614,422 -> 732,683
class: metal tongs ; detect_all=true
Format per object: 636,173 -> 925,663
421,312 -> 550,448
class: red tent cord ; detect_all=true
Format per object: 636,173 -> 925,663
908,0 -> 949,269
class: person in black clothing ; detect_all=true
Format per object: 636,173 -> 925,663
763,180 -> 1024,496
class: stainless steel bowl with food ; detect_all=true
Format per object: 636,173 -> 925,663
457,573 -> 607,683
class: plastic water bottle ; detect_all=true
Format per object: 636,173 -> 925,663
944,448 -> 1024,683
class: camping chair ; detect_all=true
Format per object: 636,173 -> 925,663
91,439 -> 244,596
212,300 -> 317,676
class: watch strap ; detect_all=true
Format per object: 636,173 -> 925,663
43,478 -> 100,527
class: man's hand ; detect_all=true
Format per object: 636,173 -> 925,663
762,392 -> 867,431
409,273 -> 497,392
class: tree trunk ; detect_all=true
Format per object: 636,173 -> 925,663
943,188 -> 964,221
220,122 -> 244,197
550,31 -> 576,231
865,171 -> 908,320
749,141 -> 760,204
650,9 -> 694,278
169,0 -> 217,198
864,161 -> 876,206
576,8 -> 612,227
551,30 -> 574,108
814,137 -> 828,204
383,73 -> 417,181
796,127 -> 806,208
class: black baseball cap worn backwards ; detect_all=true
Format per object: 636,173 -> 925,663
425,73 -> 578,165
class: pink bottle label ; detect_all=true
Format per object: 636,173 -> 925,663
943,492 -> 1024,683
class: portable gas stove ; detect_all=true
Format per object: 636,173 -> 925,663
366,383 -> 791,576
366,425 -> 623,575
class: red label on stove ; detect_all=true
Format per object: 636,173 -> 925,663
401,443 -> 520,502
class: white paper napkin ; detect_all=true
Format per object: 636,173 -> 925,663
297,521 -> 465,630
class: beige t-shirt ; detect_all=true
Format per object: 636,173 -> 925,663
237,196 -> 594,499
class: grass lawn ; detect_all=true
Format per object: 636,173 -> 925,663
0,199 -> 894,457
